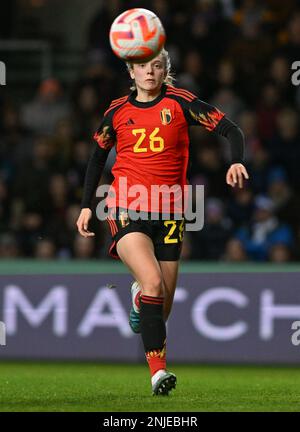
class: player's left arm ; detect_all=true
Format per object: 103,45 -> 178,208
185,98 -> 249,188
214,116 -> 249,189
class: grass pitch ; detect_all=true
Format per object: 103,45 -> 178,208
0,362 -> 300,412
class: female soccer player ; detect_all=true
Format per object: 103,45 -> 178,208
76,49 -> 249,395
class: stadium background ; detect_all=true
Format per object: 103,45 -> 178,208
0,0 -> 300,412
1,0 -> 300,262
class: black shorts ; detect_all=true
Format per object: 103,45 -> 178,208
106,208 -> 185,261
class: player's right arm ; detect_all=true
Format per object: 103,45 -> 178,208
77,112 -> 116,238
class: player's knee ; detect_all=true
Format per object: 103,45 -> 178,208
142,275 -> 164,298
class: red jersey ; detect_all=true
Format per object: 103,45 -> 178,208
94,84 -> 224,213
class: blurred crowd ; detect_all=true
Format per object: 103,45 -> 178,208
1,0 -> 300,262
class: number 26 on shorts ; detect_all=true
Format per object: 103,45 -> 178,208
164,220 -> 184,244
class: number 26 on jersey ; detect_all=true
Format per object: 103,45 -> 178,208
132,128 -> 164,153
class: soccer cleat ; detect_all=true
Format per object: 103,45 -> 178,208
151,369 -> 177,396
129,281 -> 141,334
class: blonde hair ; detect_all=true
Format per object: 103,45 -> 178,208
126,48 -> 175,91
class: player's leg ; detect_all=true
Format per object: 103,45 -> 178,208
128,219 -> 182,328
116,232 -> 163,296
130,261 -> 178,323
155,217 -> 183,321
116,232 -> 176,395
129,261 -> 178,329
159,260 -> 179,321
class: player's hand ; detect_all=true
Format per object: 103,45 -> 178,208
226,163 -> 249,188
76,208 -> 95,238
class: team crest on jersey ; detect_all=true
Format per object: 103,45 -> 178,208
160,108 -> 172,125
119,210 -> 130,227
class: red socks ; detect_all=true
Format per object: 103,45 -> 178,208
146,338 -> 167,376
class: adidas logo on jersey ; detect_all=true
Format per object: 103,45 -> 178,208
126,118 -> 135,125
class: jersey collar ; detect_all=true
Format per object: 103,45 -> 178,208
128,84 -> 167,108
